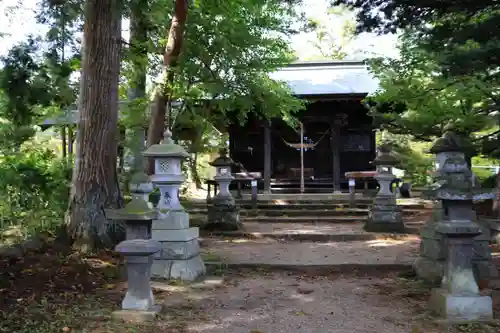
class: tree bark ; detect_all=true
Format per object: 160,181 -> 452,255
494,172 -> 500,217
146,0 -> 189,174
127,0 -> 149,173
64,0 -> 123,252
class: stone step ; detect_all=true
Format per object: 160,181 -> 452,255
191,214 -> 365,224
188,208 -> 429,217
240,215 -> 367,223
201,229 -> 420,241
185,203 -> 430,211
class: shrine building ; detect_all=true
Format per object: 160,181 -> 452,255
228,60 -> 379,193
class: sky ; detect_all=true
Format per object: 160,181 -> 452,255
0,0 -> 399,59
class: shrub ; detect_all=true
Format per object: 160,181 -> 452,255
0,147 -> 71,242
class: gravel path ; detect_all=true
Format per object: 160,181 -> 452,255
237,222 -> 413,235
161,273 -> 429,333
202,236 -> 419,266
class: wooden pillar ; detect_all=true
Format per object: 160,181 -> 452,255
263,120 -> 272,193
68,125 -> 74,156
300,122 -> 305,193
61,125 -> 67,158
330,123 -> 341,192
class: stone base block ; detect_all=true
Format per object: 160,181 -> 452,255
413,257 -> 443,285
152,255 -> 206,281
414,256 -> 497,286
111,305 -> 161,324
122,289 -> 156,311
155,239 -> 200,260
153,211 -> 190,230
204,206 -> 242,231
372,195 -> 397,207
152,227 -> 199,242
429,288 -> 493,323
364,208 -> 405,233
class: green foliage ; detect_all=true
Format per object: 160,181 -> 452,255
366,32 -> 498,161
141,0 -> 307,128
332,0 -> 500,76
0,147 -> 71,241
306,6 -> 358,60
481,174 -> 497,189
0,35 -> 78,150
378,133 -> 433,186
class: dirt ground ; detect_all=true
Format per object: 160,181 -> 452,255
1,242 -> 500,333
158,271 -> 500,333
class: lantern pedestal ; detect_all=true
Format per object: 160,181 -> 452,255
365,195 -> 404,233
206,197 -> 241,231
151,210 -> 206,281
429,222 -> 493,322
113,238 -> 162,323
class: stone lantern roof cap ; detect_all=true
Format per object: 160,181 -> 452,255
210,148 -> 234,167
372,143 -> 399,166
429,131 -> 469,154
129,171 -> 151,185
373,154 -> 399,166
143,130 -> 189,158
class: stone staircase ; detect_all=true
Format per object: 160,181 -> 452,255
184,197 -> 433,228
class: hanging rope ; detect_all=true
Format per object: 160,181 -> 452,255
281,129 -> 331,149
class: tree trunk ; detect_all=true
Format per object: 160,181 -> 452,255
127,0 -> 148,165
190,152 -> 202,189
64,0 -> 123,252
494,172 -> 500,217
146,0 -> 189,174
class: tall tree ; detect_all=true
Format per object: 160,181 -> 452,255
123,0 -> 150,175
146,0 -> 189,174
64,0 -> 123,251
306,6 -> 357,60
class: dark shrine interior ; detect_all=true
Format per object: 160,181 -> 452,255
228,96 -> 377,191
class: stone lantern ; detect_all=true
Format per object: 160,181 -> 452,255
105,171 -> 156,240
415,131 -> 496,289
142,130 -> 205,281
203,148 -> 242,231
412,131 -> 494,322
364,143 -> 405,232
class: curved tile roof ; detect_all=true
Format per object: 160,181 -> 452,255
41,61 -> 378,126
271,60 -> 379,96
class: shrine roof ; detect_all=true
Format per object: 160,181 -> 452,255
41,61 -> 378,126
270,60 -> 379,96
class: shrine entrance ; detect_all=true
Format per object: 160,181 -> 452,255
229,98 -> 376,192
227,60 -> 378,193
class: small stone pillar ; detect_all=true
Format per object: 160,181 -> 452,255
415,131 -> 496,286
112,239 -> 162,321
143,130 -> 205,281
364,143 -> 405,232
106,172 -> 156,240
203,148 -> 242,231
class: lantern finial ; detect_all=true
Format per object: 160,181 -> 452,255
163,129 -> 173,144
